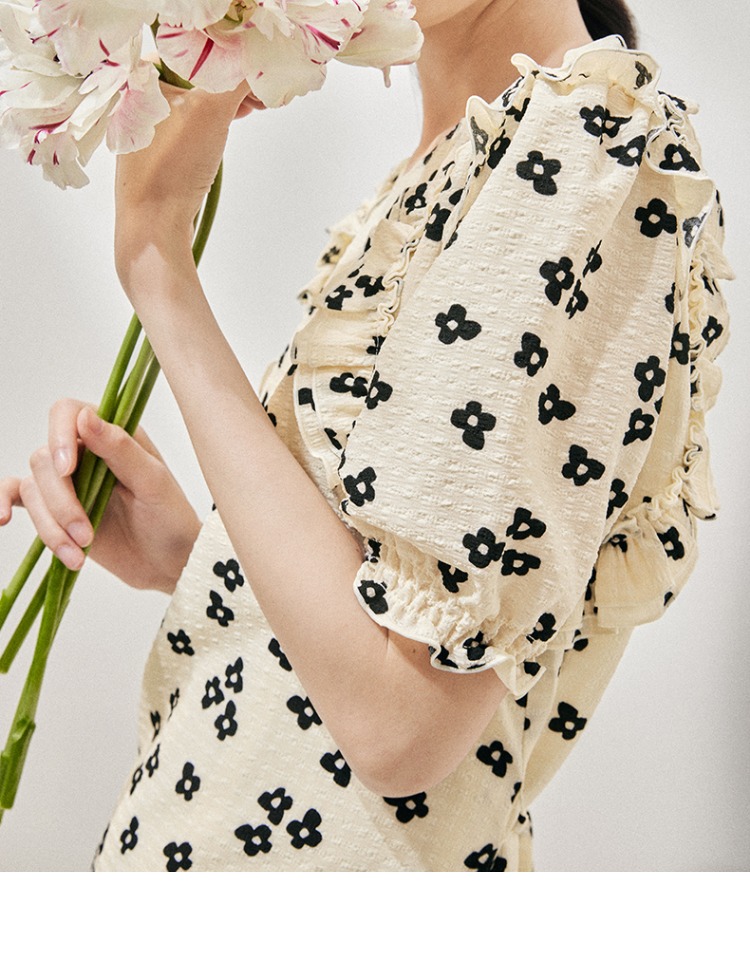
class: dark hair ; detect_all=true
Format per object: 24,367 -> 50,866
578,0 -> 639,49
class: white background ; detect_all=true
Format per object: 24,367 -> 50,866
0,0 -> 747,871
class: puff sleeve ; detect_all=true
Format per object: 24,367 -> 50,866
334,45 -> 727,697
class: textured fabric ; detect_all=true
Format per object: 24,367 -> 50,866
91,36 -> 731,872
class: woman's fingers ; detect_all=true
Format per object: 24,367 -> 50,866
29,445 -> 93,548
48,397 -> 91,478
0,475 -> 22,524
76,407 -> 168,502
17,473 -> 86,570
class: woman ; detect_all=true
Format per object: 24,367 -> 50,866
0,0 -> 731,871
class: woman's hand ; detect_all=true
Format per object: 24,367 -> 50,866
0,399 -> 202,594
114,78 -> 266,295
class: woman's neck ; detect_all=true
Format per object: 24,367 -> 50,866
410,0 -> 593,167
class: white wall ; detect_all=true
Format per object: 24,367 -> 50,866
0,0 -> 747,871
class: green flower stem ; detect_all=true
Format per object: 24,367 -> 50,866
0,538 -> 45,633
0,571 -> 50,674
0,560 -> 65,808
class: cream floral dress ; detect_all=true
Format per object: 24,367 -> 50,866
92,36 -> 732,872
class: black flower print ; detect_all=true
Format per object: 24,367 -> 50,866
258,787 -> 294,825
206,590 -> 234,628
163,841 -> 193,872
607,478 -> 629,519
548,701 -> 587,740
572,630 -> 589,651
562,445 -> 605,486
286,695 -> 322,731
425,203 -> 451,242
476,740 -> 513,777
169,687 -> 180,717
324,284 -> 353,311
634,355 -> 666,402
507,95 -> 530,122
470,115 -> 489,155
120,816 -> 139,854
268,637 -> 292,672
609,533 -> 628,553
429,645 -> 459,669
462,631 -> 488,662
539,256 -> 575,306
150,710 -> 161,740
683,215 -> 706,248
635,61 -> 653,88
671,324 -> 690,365
623,408 -> 655,445
201,676 -> 225,709
464,844 -> 507,872
607,135 -> 647,167
234,823 -> 272,857
514,332 -> 549,377
167,629 -> 194,657
286,363 -> 298,378
224,657 -> 244,694
367,335 -> 385,356
702,315 -> 724,347
287,808 -> 323,849
665,283 -> 676,314
404,182 -> 428,214
342,466 -> 377,507
462,527 -> 505,569
488,132 -> 511,169
324,427 -> 342,450
434,303 -> 482,344
383,793 -> 429,824
365,370 -> 393,410
659,143 -> 700,173
506,507 -> 546,541
538,383 -> 576,425
501,549 -> 541,577
657,526 -> 686,561
565,280 -> 589,318
516,150 -> 562,195
358,579 -> 388,615
355,274 -> 385,298
329,371 -> 369,398
527,612 -> 556,643
583,241 -> 603,277
580,104 -> 631,140
214,700 -> 238,741
320,750 -> 352,788
297,386 -> 315,411
450,400 -> 497,450
212,558 -> 244,593
175,762 -> 201,802
129,764 -> 143,796
145,743 -> 160,778
366,538 -> 381,562
437,560 -> 469,594
635,198 -> 678,238
320,244 -> 341,265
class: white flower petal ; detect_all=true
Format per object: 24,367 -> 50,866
35,0 -> 156,75
336,0 -> 423,69
106,59 -> 170,153
155,22 -> 247,92
157,0 -> 233,31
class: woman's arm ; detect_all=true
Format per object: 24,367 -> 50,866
108,82 -> 508,799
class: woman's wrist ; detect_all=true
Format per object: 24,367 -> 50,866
115,223 -> 197,311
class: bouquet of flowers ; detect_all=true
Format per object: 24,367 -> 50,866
0,0 -> 422,825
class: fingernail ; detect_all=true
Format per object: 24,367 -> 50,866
57,544 -> 83,569
67,521 -> 92,548
54,448 -> 71,476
